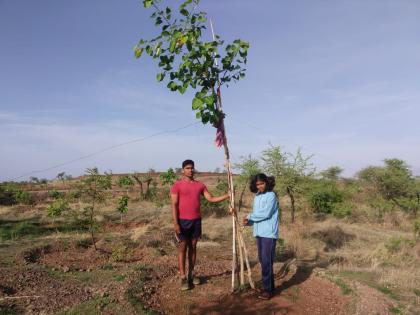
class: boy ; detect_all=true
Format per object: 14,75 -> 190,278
171,159 -> 229,290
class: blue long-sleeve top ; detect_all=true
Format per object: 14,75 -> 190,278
247,191 -> 279,239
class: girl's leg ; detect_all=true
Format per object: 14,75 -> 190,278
270,238 -> 276,292
259,237 -> 274,294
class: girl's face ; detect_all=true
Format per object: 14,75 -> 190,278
256,180 -> 266,193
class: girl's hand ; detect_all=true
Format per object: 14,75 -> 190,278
228,206 -> 236,216
243,217 -> 249,226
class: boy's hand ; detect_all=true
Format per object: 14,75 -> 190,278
243,217 -> 249,226
174,223 -> 181,234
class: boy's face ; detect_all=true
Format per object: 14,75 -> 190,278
182,164 -> 195,178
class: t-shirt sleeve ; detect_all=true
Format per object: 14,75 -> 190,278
201,183 -> 208,195
170,182 -> 179,194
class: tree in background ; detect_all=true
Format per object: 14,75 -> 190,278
56,172 -> 66,182
320,166 -> 343,181
262,146 -> 315,223
358,159 -> 417,213
234,155 -> 261,212
132,171 -> 154,200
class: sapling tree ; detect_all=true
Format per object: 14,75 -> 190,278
136,0 -> 253,290
116,195 -> 129,223
117,176 -> 134,222
79,168 -> 112,250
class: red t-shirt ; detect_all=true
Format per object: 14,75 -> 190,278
170,179 -> 208,220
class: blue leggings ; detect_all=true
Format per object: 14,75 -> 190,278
256,236 -> 276,293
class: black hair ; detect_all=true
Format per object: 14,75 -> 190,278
249,173 -> 275,193
182,159 -> 195,169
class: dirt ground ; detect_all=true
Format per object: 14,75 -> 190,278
0,175 -> 413,315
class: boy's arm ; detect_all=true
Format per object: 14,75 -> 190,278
203,190 -> 230,203
171,193 -> 181,234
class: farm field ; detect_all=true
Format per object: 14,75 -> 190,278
1,172 -> 418,315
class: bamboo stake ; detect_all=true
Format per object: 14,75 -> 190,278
235,218 -> 255,289
210,18 -> 252,292
237,223 -> 245,286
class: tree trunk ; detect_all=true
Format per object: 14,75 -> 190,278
145,179 -> 152,200
238,179 -> 248,213
287,187 -> 295,223
90,198 -> 97,250
132,175 -> 144,200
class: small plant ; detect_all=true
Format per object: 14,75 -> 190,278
116,195 -> 129,223
111,245 -> 132,262
79,167 -> 112,250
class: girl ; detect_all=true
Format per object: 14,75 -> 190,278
243,173 -> 279,300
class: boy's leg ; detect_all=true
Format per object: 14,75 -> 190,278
178,240 -> 188,277
188,238 -> 198,273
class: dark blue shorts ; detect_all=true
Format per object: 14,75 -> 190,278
177,218 -> 202,241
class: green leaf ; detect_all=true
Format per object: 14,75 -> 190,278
169,40 -> 176,53
195,112 -> 201,119
134,47 -> 144,58
204,96 -> 214,106
167,81 -> 177,91
143,0 -> 153,8
178,85 -> 187,94
180,8 -> 189,16
192,97 -> 204,110
156,72 -> 165,82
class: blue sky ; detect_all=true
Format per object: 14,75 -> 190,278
1,0 -> 419,181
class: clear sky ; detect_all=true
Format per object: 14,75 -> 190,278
1,0 -> 419,181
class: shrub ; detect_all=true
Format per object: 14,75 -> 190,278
159,168 -> 178,186
310,188 -> 343,214
413,219 -> 420,240
0,184 -> 18,205
48,189 -> 62,200
47,199 -> 69,217
332,202 -> 353,218
14,190 -> 34,205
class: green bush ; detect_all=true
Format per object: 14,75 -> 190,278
14,190 -> 34,205
48,189 -> 62,200
332,202 -> 353,218
0,184 -> 18,205
310,188 -> 343,214
47,199 -> 70,217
